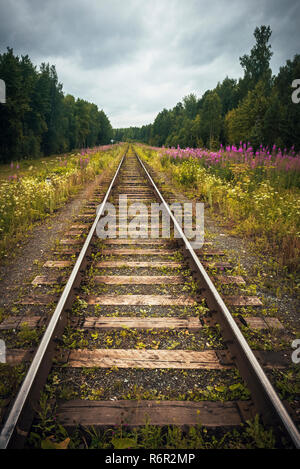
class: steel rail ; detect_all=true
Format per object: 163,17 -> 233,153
135,150 -> 300,449
0,149 -> 126,449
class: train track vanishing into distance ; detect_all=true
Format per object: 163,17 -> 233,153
0,144 -> 299,449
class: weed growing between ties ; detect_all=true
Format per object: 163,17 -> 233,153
27,394 -> 286,449
0,363 -> 28,417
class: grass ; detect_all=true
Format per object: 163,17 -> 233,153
27,393 -> 281,449
135,144 -> 300,272
59,325 -> 224,351
0,363 -> 28,416
0,144 -> 125,257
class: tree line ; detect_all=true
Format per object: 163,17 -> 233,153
0,48 -> 113,162
114,26 -> 300,151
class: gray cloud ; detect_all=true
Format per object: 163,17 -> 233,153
0,0 -> 146,68
0,0 -> 299,127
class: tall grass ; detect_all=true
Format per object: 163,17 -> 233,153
135,144 -> 300,271
0,144 -> 124,257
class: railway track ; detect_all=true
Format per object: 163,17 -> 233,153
0,144 -> 299,449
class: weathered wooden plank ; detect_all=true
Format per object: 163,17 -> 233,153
216,275 -> 245,285
201,261 -> 232,269
117,217 -> 156,221
264,317 -> 284,329
67,349 -> 225,369
96,261 -> 182,268
31,275 -> 65,285
113,195 -> 154,199
19,317 -> 43,328
241,317 -> 267,330
119,186 -> 151,189
103,239 -> 169,245
103,239 -> 211,247
114,225 -> 162,229
117,184 -> 152,187
18,295 -> 58,305
243,317 -> 283,330
87,294 -> 196,306
70,224 -> 88,229
94,275 -> 184,285
0,316 -> 42,330
225,296 -> 263,306
196,250 -> 225,256
101,248 -> 174,255
53,249 -> 80,255
116,188 -> 150,191
56,400 -> 245,427
116,191 -> 153,195
60,239 -> 83,245
76,213 -> 95,218
79,209 -> 95,213
9,348 -> 290,369
64,230 -> 83,236
116,183 -> 151,187
6,349 -> 35,365
43,260 -> 72,268
82,316 -> 201,330
0,317 -> 20,330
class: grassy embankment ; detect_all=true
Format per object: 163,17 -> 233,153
0,144 -> 125,257
134,144 -> 300,283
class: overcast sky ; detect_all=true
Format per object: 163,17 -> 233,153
0,0 -> 299,127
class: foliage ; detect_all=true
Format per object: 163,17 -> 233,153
239,25 -> 273,96
28,412 -> 278,449
0,48 -> 113,162
114,26 -> 300,152
135,144 -> 300,270
0,144 -> 123,256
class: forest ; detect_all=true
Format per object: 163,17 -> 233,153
114,26 -> 300,151
0,48 -> 113,163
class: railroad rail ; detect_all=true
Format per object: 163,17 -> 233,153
0,144 -> 299,449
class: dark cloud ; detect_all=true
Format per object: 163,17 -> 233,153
0,0 -> 145,68
0,0 -> 299,127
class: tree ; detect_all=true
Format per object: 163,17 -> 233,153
215,77 -> 239,116
183,93 -> 198,120
238,25 -> 273,98
0,48 -> 112,161
201,91 -> 222,147
107,27 -> 300,151
0,48 -> 32,160
151,108 -> 173,146
273,55 -> 300,149
63,94 -> 78,150
225,80 -> 269,146
263,91 -> 283,147
98,109 -> 113,144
